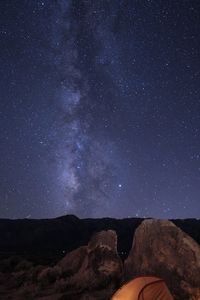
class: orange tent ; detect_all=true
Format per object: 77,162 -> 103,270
111,276 -> 173,300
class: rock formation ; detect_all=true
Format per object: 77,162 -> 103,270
0,230 -> 123,300
0,219 -> 200,299
56,230 -> 123,299
124,219 -> 200,300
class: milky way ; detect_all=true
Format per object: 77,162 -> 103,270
51,1 -> 121,217
0,1 -> 200,219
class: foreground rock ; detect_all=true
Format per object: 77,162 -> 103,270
124,219 -> 200,300
55,230 -> 123,299
1,219 -> 200,300
0,230 -> 123,300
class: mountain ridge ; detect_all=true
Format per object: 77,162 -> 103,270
0,215 -> 200,264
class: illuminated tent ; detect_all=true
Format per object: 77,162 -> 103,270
111,276 -> 173,300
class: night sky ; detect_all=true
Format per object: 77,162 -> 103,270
0,1 -> 200,219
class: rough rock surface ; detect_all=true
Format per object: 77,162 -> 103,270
0,230 -> 123,300
124,219 -> 200,300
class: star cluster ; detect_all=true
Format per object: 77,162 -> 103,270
0,0 -> 200,219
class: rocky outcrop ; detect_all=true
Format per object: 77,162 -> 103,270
56,230 -> 123,299
1,219 -> 200,300
0,230 -> 123,300
124,219 -> 200,300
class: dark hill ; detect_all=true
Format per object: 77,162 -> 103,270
0,215 -> 199,263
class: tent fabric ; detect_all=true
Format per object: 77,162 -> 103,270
111,276 -> 173,300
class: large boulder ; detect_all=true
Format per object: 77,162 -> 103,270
124,219 -> 200,300
56,230 -> 123,299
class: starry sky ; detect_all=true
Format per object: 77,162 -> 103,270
0,0 -> 200,219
